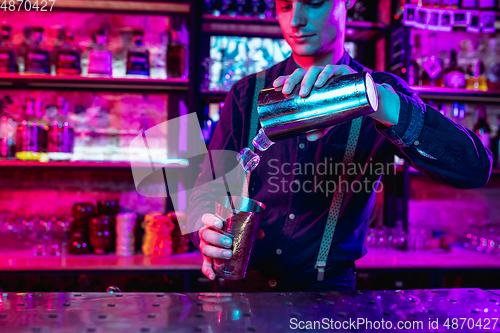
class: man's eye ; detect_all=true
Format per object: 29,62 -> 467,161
310,1 -> 324,7
280,4 -> 292,10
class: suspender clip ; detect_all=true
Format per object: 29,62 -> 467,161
315,261 -> 326,281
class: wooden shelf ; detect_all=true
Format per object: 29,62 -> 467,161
3,249 -> 500,272
412,86 -> 500,104
202,14 -> 387,40
200,89 -> 229,101
0,74 -> 189,92
34,0 -> 190,15
0,160 -> 189,170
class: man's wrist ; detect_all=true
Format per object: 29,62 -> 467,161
367,83 -> 401,127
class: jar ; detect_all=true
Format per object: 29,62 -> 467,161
115,212 -> 137,256
167,211 -> 190,254
72,202 -> 95,232
150,215 -> 175,258
141,212 -> 162,255
69,231 -> 90,255
97,200 -> 119,216
89,215 -> 113,254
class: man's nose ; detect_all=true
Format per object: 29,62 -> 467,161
290,4 -> 307,28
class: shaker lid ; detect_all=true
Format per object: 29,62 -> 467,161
365,73 -> 378,112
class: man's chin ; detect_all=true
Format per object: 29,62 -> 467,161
290,45 -> 319,57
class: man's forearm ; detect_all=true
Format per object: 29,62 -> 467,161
368,83 -> 401,127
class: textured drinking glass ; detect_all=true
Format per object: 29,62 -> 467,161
213,196 -> 266,280
237,147 -> 260,172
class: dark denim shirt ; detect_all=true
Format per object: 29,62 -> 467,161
187,52 -> 492,288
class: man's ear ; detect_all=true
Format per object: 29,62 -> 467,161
346,0 -> 356,10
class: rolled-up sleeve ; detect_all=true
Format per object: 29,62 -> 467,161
373,74 -> 492,189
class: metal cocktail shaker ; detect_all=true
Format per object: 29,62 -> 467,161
253,72 -> 378,151
213,196 -> 266,280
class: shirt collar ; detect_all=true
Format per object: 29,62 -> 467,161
284,50 -> 352,75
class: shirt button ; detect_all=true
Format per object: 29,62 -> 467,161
268,279 -> 277,288
276,248 -> 282,255
289,214 -> 295,220
414,140 -> 420,146
299,143 -> 305,149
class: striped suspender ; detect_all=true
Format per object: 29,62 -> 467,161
242,70 -> 266,198
315,117 -> 363,281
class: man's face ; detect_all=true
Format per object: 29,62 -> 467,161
276,0 -> 348,57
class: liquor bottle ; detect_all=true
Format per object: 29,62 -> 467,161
55,30 -> 81,75
491,116 -> 500,169
126,31 -> 150,77
461,0 -> 478,7
422,34 -> 444,87
485,38 -> 500,91
48,97 -> 74,161
444,50 -> 466,88
0,96 -> 16,159
166,21 -> 186,78
87,29 -> 112,77
0,26 -> 16,73
473,105 -> 491,150
466,57 -> 487,91
408,34 -> 422,86
24,27 -> 50,74
16,98 -> 49,161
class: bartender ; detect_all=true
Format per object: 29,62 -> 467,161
187,0 -> 492,292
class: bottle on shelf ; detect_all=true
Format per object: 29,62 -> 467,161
485,37 -> 500,91
491,116 -> 500,169
473,105 -> 491,150
48,97 -> 75,161
0,26 -> 16,73
55,30 -> 81,76
87,29 -> 112,77
422,33 -> 444,87
24,27 -> 50,74
16,98 -> 49,162
126,31 -> 150,77
444,50 -> 466,89
166,19 -> 186,79
409,34 -> 422,86
0,95 -> 16,159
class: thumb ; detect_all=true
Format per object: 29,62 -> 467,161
306,126 -> 335,142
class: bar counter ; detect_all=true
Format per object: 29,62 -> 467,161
2,289 -> 500,332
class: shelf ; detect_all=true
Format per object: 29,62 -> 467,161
0,74 -> 189,93
201,14 -> 387,40
412,86 -> 500,104
40,0 -> 190,15
3,249 -> 500,272
0,160 -> 189,170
